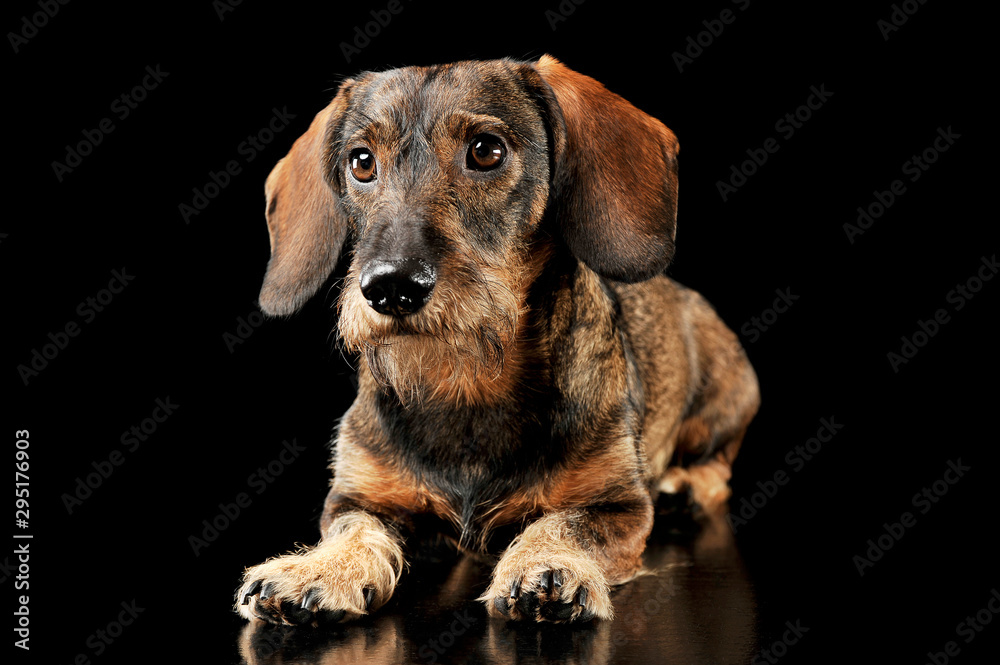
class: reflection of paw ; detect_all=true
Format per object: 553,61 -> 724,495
485,618 -> 613,665
238,616 -> 407,665
480,514 -> 613,623
235,512 -> 404,626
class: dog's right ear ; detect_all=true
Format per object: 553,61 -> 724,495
531,55 -> 679,283
258,82 -> 354,316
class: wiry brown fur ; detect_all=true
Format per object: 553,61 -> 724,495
237,55 -> 760,626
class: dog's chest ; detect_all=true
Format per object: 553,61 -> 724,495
376,395 -> 559,547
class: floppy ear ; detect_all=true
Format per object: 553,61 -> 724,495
533,55 -> 679,282
258,82 -> 354,316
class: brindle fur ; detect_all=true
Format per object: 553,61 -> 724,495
237,55 -> 759,625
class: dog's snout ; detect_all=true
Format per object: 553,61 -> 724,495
359,258 -> 436,317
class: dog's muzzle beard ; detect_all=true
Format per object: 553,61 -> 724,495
337,262 -> 521,404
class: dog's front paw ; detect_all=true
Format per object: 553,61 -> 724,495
485,566 -> 611,623
236,553 -> 383,625
235,512 -> 404,626
480,514 -> 613,623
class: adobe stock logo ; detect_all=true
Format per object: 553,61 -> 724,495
877,0 -> 929,41
17,268 -> 135,386
7,0 -> 71,54
843,126 -> 961,244
716,84 -> 833,202
61,397 -> 179,514
740,287 -> 800,343
852,458 -> 970,577
750,619 -> 809,664
727,417 -> 843,533
178,106 -> 296,224
213,0 -> 243,21
544,0 -> 587,31
189,439 -> 307,556
222,306 -> 266,353
887,254 -> 996,373
671,0 -> 752,73
50,65 -> 170,182
417,609 -> 478,663
924,588 -> 1000,665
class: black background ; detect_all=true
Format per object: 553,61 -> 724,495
6,1 -> 995,663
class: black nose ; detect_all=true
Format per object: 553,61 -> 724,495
359,258 -> 436,317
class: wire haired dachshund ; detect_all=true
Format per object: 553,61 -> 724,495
236,54 -> 759,625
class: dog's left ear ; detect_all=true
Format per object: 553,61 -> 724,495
258,82 -> 354,316
532,55 -> 679,282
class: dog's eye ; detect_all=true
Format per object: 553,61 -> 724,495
466,135 -> 506,171
349,148 -> 377,182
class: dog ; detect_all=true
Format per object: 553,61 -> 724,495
236,55 -> 759,625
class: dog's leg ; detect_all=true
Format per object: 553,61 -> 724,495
480,496 -> 653,623
658,300 -> 761,515
236,511 -> 404,625
659,426 -> 750,515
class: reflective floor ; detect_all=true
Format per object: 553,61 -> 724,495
236,515 -> 757,665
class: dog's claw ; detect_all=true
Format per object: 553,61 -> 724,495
260,582 -> 276,601
364,587 -> 376,610
282,600 -> 314,625
552,570 -> 563,588
494,596 -> 511,616
241,579 -> 262,606
301,588 -> 321,611
575,587 -> 596,620
539,570 -> 552,592
510,578 -> 521,599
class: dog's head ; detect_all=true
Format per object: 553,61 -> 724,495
258,55 -> 679,402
